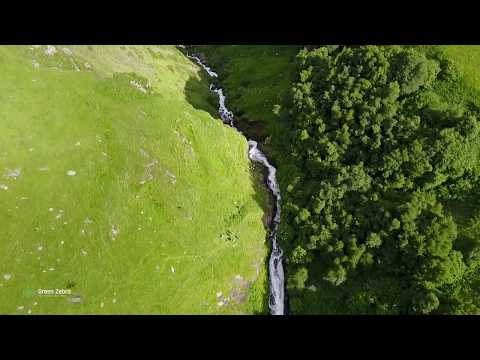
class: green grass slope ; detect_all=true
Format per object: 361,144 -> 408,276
440,46 -> 480,88
0,45 -> 268,314
418,45 -> 480,110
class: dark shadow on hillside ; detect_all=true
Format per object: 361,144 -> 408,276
249,160 -> 276,315
250,161 -> 275,232
185,74 -> 271,145
184,74 -> 219,120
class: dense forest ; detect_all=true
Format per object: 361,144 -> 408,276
276,46 -> 480,314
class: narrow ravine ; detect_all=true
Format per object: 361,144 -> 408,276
181,48 -> 286,315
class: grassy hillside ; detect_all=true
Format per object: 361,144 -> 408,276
414,46 -> 480,111
440,46 -> 480,89
0,45 -> 269,314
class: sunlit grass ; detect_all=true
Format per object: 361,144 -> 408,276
0,45 -> 268,314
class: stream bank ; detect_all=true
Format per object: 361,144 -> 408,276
180,46 -> 287,315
